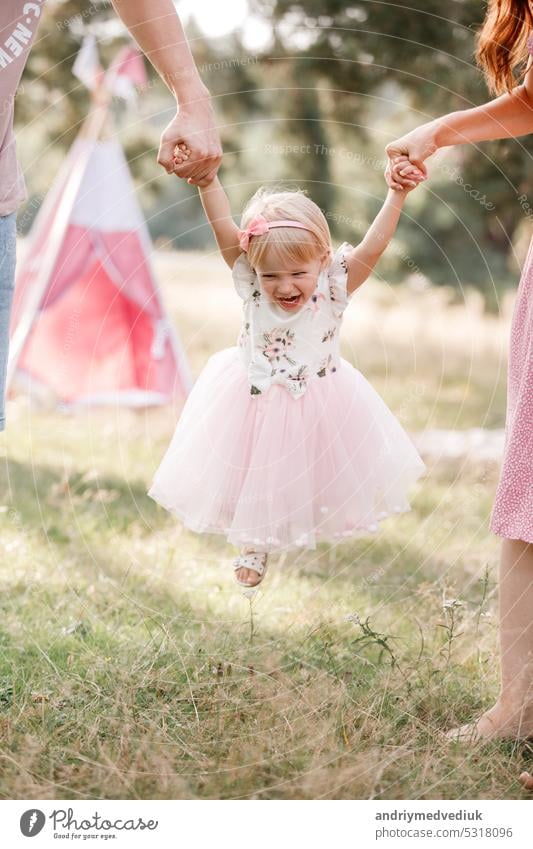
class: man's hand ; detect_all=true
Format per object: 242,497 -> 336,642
108,1 -> 222,184
157,95 -> 222,185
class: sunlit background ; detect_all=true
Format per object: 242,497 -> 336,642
1,0 -> 531,802
16,0 -> 533,300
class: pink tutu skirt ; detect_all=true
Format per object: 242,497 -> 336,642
148,346 -> 426,552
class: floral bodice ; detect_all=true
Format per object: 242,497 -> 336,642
232,242 -> 354,399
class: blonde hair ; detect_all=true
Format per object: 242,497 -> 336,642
241,186 -> 332,269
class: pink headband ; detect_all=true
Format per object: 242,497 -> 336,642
238,213 -> 313,251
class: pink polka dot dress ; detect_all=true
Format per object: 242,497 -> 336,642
489,233 -> 533,544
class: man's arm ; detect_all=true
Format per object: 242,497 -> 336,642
110,0 -> 222,184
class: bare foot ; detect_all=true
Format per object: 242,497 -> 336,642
519,772 -> 533,790
445,700 -> 533,743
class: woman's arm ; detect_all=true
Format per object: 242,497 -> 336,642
434,84 -> 533,146
386,64 -> 533,189
110,0 -> 221,184
198,177 -> 242,269
345,187 -> 415,294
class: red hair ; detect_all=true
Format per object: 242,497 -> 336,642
476,0 -> 533,93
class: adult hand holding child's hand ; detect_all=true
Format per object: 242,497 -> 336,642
157,95 -> 222,186
384,122 -> 441,190
172,143 -> 217,188
388,158 -> 426,191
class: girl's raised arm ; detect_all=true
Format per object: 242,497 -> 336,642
344,184 -> 419,294
198,177 -> 242,269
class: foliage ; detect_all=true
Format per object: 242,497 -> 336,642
15,0 -> 533,295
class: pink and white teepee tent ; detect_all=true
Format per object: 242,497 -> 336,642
8,40 -> 191,409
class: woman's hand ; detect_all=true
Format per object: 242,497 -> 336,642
385,121 -> 440,190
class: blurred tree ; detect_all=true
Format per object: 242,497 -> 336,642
16,0 -> 533,295
250,0 -> 533,296
16,1 -> 263,243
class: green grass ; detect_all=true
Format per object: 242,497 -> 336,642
0,250 -> 530,800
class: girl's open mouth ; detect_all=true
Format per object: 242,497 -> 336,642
277,294 -> 302,309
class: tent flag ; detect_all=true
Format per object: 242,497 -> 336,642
109,45 -> 148,102
72,35 -> 104,92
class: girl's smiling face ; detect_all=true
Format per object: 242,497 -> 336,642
255,251 -> 327,312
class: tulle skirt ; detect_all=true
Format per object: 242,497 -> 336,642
148,346 -> 426,552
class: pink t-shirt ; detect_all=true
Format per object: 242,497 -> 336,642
0,1 -> 44,217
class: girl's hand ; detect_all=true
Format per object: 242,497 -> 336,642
385,122 -> 439,189
390,157 -> 427,191
173,142 -> 191,165
173,143 -> 217,187
190,174 -> 218,188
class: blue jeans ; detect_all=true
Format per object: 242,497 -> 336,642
0,213 -> 17,431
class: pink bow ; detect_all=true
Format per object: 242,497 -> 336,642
238,213 -> 269,251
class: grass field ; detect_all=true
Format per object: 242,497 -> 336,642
1,249 -> 531,800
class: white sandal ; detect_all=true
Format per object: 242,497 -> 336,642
233,551 -> 269,587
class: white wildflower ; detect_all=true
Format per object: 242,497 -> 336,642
345,613 -> 361,624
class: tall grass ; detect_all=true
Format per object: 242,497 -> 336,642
0,250 -> 530,799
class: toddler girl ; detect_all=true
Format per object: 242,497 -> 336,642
148,152 -> 426,587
